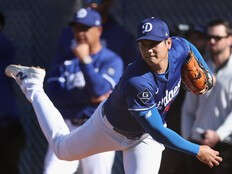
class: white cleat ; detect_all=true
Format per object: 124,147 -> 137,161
5,64 -> 46,102
5,64 -> 45,81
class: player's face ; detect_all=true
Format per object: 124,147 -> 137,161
138,39 -> 172,67
206,24 -> 232,54
72,23 -> 102,45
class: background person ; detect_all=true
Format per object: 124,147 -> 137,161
43,8 -> 123,174
51,0 -> 137,68
181,19 -> 232,174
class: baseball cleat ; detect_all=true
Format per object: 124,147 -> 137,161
5,64 -> 46,102
5,64 -> 45,84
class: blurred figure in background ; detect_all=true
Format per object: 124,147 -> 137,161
0,11 -> 25,174
186,24 -> 207,56
85,0 -> 137,66
51,0 -> 137,68
181,19 -> 232,174
172,23 -> 207,56
43,8 -> 123,174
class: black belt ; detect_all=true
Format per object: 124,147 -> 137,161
101,104 -> 144,140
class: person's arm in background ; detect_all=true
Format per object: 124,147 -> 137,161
73,43 -> 124,104
79,56 -> 123,103
181,92 -> 198,139
203,79 -> 232,147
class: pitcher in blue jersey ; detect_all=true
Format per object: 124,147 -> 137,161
5,17 -> 222,174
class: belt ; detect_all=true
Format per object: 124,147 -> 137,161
101,104 -> 144,140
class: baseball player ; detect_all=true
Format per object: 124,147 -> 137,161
43,8 -> 123,174
5,17 -> 222,174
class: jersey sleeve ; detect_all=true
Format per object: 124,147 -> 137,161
130,106 -> 200,156
80,54 -> 123,97
126,79 -> 156,111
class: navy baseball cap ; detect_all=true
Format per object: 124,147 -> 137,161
136,17 -> 170,42
69,8 -> 102,27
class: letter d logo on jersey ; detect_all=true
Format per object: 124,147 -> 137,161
142,22 -> 153,34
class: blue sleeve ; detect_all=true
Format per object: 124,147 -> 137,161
79,57 -> 123,97
130,107 -> 200,156
183,39 -> 213,74
126,81 -> 156,111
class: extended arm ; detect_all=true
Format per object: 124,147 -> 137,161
131,107 -> 199,155
130,107 -> 222,167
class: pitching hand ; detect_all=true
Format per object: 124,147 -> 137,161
196,145 -> 222,168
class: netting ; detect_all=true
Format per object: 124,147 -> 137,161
111,0 -> 232,36
1,0 -> 232,173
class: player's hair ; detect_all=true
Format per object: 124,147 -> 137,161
0,12 -> 5,31
207,19 -> 232,36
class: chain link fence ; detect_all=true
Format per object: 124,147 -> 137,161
1,0 -> 232,173
111,0 -> 232,36
1,0 -> 81,173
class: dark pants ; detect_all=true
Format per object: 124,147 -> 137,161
183,142 -> 232,174
0,118 -> 25,174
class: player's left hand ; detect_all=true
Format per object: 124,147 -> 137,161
202,130 -> 220,147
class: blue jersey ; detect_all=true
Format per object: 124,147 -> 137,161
46,47 -> 123,120
104,36 -> 189,131
104,37 -> 211,155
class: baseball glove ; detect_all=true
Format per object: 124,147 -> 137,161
181,52 -> 214,95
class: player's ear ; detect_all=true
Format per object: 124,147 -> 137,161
165,38 -> 172,50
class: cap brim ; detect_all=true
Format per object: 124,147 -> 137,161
136,35 -> 167,42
